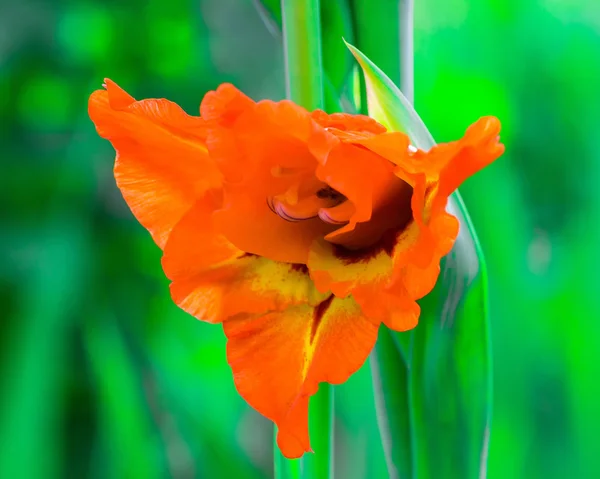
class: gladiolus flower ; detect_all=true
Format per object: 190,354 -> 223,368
88,79 -> 504,458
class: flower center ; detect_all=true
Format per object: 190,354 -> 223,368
316,186 -> 345,201
268,179 -> 348,223
330,182 -> 413,260
270,174 -> 412,251
267,160 -> 414,257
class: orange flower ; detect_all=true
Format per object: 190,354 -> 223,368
88,79 -> 504,458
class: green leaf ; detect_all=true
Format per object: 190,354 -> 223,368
409,195 -> 492,479
349,42 -> 492,478
344,40 -> 435,150
252,0 -> 282,32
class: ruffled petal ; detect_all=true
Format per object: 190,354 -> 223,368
308,117 -> 503,331
200,84 -> 336,263
163,198 -> 327,323
88,79 -> 221,249
353,116 -> 504,203
434,116 -> 504,199
224,296 -> 379,458
311,110 -> 387,134
308,127 -> 413,249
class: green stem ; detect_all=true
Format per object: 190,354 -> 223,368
273,385 -> 334,479
282,0 -> 324,110
277,1 -> 333,478
370,329 -> 413,479
308,385 -> 335,477
274,428 -> 302,479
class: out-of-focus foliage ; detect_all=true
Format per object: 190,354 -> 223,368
1,0 -> 599,478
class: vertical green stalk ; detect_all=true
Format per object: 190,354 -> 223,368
370,329 -> 412,479
274,428 -> 302,479
274,387 -> 334,479
308,385 -> 334,477
282,0 -> 324,111
277,1 -> 333,478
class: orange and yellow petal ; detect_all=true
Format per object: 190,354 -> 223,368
308,117 -> 503,332
223,296 -> 379,458
88,79 -> 221,249
162,198 -> 328,323
307,230 -> 419,332
169,256 -> 327,323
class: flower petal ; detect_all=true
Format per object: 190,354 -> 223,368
88,79 -> 221,249
307,217 -> 451,332
163,199 -> 327,323
352,117 -> 504,202
308,127 -> 413,249
200,84 -> 336,263
310,110 -> 386,134
308,118 -> 503,332
213,193 -> 335,264
435,117 -> 505,198
224,296 -> 379,458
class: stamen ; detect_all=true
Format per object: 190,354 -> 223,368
318,209 -> 347,225
318,201 -> 354,225
274,199 -> 317,222
266,197 -> 277,215
269,182 -> 348,223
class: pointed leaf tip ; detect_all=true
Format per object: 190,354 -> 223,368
343,41 -> 435,150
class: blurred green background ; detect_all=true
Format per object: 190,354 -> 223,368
1,0 -> 599,477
